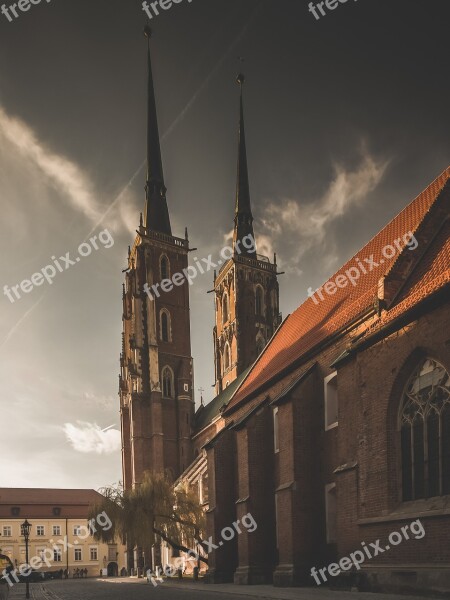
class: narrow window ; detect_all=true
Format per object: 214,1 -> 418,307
160,310 -> 171,342
222,293 -> 229,324
223,343 -> 231,372
324,372 -> 338,430
255,286 -> 263,317
162,367 -> 174,398
160,255 -> 170,280
273,407 -> 280,453
325,483 -> 337,543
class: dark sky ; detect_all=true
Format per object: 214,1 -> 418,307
1,0 -> 449,488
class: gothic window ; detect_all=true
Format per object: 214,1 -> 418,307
223,343 -> 231,372
400,358 -> 450,501
255,286 -> 264,317
324,372 -> 338,430
160,254 -> 170,280
256,336 -> 265,356
160,310 -> 171,342
222,293 -> 229,324
162,366 -> 174,398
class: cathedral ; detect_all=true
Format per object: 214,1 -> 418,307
120,30 -> 450,595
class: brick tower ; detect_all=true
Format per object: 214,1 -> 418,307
213,75 -> 281,394
120,28 -> 194,492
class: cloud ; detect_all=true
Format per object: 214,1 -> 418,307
0,105 -> 102,223
259,150 -> 388,272
63,421 -> 121,455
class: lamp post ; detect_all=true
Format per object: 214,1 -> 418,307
20,520 -> 31,599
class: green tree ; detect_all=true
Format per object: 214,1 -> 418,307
89,472 -> 208,565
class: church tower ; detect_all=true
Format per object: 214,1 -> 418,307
213,75 -> 281,395
120,28 -> 194,490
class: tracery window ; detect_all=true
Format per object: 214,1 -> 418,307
400,358 -> 450,501
162,366 -> 174,398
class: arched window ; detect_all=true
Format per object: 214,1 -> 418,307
162,366 -> 174,398
255,286 -> 263,317
160,255 -> 170,280
400,358 -> 450,501
256,337 -> 265,356
160,310 -> 171,342
222,293 -> 229,325
223,343 -> 231,372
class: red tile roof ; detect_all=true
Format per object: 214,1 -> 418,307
226,166 -> 450,413
0,488 -> 103,519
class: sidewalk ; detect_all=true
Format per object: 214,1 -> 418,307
161,580 -> 433,600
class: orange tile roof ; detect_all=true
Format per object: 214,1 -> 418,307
226,166 -> 450,413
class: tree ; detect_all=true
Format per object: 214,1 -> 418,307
89,471 -> 208,565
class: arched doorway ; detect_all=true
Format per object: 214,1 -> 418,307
107,562 -> 118,577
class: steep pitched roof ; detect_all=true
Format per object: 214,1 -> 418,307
194,367 -> 251,433
226,166 -> 450,414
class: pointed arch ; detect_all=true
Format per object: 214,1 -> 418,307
160,254 -> 170,280
162,366 -> 175,398
399,357 -> 450,501
160,309 -> 171,342
223,342 -> 231,373
222,293 -> 229,324
255,285 -> 264,317
256,332 -> 266,357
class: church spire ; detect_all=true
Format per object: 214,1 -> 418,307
143,26 -> 172,235
233,73 -> 256,256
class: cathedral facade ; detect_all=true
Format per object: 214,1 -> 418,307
120,31 -> 450,594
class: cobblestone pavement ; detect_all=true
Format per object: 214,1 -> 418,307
6,578 -> 434,600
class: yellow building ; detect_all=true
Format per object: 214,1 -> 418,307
0,488 -> 126,578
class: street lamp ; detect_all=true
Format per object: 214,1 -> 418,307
20,520 -> 31,599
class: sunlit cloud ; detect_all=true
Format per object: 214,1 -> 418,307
63,421 -> 121,455
260,149 -> 389,272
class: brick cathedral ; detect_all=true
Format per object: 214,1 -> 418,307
120,31 -> 450,595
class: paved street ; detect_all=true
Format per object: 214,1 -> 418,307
7,578 -> 433,600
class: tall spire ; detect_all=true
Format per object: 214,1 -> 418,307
143,26 -> 172,235
233,73 -> 256,256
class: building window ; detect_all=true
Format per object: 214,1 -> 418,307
223,343 -> 231,372
324,372 -> 338,430
162,366 -> 174,398
255,286 -> 264,317
54,547 -> 62,562
160,310 -> 171,342
325,483 -> 337,543
36,526 -> 45,537
73,525 -> 82,536
222,293 -> 229,324
90,547 -> 98,561
400,358 -> 450,501
2,526 -> 12,537
273,407 -> 280,453
160,254 -> 170,280
256,335 -> 265,356
52,525 -> 61,537
11,507 -> 20,517
74,548 -> 82,562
